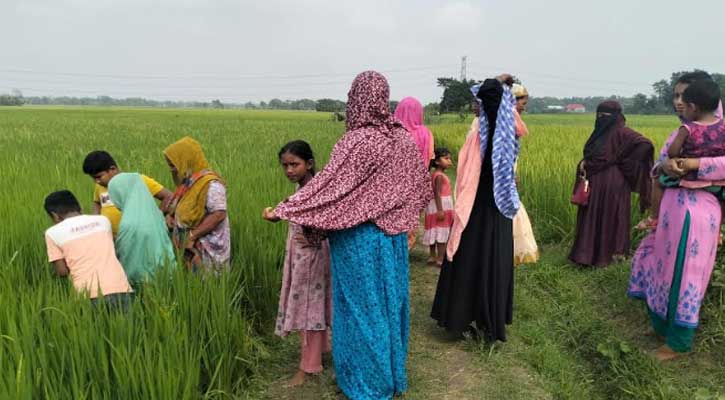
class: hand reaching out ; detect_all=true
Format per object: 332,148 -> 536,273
262,207 -> 280,222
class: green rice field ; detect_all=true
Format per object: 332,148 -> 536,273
1,107 -> 724,399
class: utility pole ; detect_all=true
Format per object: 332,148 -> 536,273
460,56 -> 467,81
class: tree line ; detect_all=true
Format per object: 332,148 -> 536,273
2,70 -> 722,114
435,70 -> 725,115
0,93 -> 351,113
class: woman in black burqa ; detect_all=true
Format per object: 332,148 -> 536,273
431,77 -> 515,342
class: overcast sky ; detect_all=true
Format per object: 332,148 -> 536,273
2,0 -> 723,103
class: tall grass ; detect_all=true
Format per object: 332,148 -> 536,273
1,107 -> 722,398
0,107 -> 342,397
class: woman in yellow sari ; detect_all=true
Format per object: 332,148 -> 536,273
164,137 -> 231,271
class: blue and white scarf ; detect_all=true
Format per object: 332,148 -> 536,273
471,83 -> 520,219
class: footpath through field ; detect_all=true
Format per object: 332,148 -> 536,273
258,238 -> 725,399
257,237 -> 548,400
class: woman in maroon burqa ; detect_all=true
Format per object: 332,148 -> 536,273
568,101 -> 654,267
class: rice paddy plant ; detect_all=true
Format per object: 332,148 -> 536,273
0,106 -> 716,397
0,107 -> 342,397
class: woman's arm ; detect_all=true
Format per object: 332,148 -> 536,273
155,188 -> 174,213
680,156 -> 725,181
190,181 -> 227,240
190,210 -> 226,240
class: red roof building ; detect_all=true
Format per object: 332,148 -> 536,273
565,103 -> 586,113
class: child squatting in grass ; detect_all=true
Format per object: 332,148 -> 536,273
43,190 -> 134,309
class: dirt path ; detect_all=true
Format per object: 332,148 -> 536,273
259,245 -> 549,399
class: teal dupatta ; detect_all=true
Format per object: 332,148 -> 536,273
108,173 -> 174,285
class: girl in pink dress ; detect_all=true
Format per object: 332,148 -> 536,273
262,140 -> 332,386
424,148 -> 455,267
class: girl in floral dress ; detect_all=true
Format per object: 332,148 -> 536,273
263,140 -> 332,386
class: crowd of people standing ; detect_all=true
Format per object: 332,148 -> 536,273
42,69 -> 725,399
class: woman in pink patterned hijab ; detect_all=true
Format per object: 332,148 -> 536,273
273,71 -> 431,234
270,71 -> 431,399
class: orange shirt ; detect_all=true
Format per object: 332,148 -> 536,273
45,215 -> 132,299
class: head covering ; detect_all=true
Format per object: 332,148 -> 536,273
577,101 -> 653,211
583,101 -> 624,160
108,173 -> 174,284
164,137 -> 222,229
164,136 -> 209,185
473,79 -> 520,219
394,97 -> 434,165
511,84 -> 528,99
275,71 -> 432,235
446,79 -> 522,260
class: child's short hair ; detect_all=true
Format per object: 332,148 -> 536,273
82,151 -> 117,176
683,80 -> 721,113
44,190 -> 81,216
278,140 -> 316,175
431,147 -> 451,169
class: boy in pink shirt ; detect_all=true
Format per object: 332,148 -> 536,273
44,190 -> 133,308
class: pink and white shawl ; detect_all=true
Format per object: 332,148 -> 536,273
446,118 -> 482,260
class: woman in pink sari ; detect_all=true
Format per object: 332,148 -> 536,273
394,97 -> 435,249
628,71 -> 725,361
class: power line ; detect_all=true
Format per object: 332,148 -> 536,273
467,62 -> 652,87
0,64 -> 458,82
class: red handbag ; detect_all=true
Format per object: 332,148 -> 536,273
571,173 -> 590,206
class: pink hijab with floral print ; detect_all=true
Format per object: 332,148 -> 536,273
275,71 -> 432,234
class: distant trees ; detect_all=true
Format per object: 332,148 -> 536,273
651,70 -> 725,109
0,89 -> 24,106
19,95 -> 345,111
10,69 -> 725,115
315,98 -> 346,112
437,77 -> 478,113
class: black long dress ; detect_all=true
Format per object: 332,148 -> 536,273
430,79 -> 514,342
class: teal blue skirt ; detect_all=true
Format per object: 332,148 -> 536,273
328,223 -> 409,399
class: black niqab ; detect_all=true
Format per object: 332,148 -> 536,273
583,102 -> 623,160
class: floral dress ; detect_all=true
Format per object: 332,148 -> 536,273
275,222 -> 332,336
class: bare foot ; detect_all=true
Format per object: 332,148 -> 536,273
643,329 -> 665,342
427,257 -> 436,265
286,369 -> 307,387
653,345 -> 687,362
